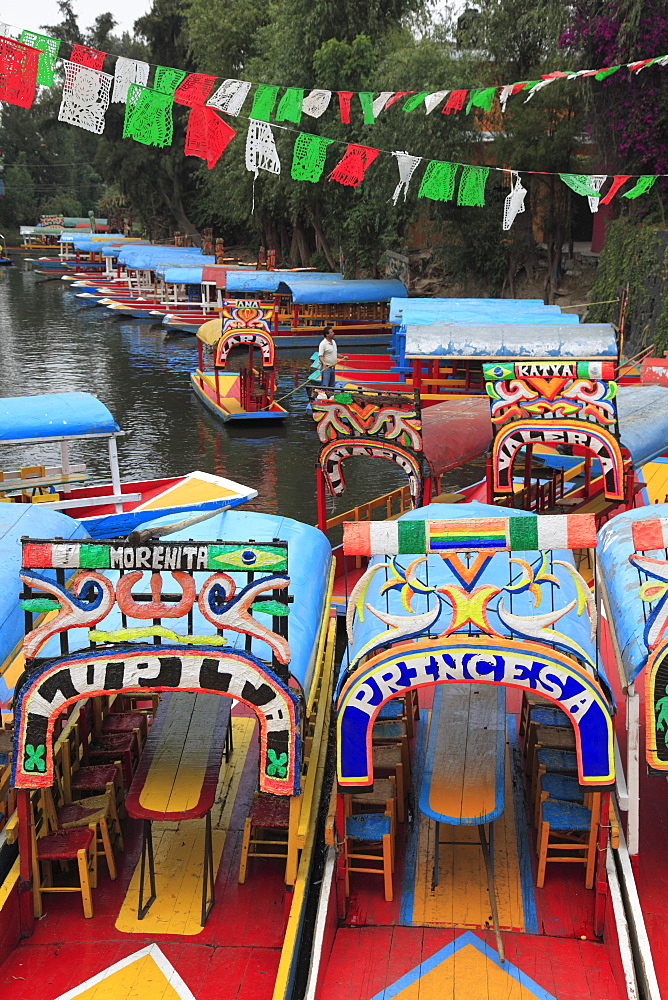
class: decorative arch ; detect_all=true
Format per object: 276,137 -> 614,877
646,641 -> 668,770
319,439 -> 423,505
215,327 -> 275,368
12,643 -> 300,795
492,419 -> 625,500
337,636 -> 614,787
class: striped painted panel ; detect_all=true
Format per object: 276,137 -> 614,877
631,518 -> 668,552
343,514 -> 597,556
482,360 -> 616,381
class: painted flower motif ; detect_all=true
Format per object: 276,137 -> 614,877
25,744 -> 46,772
266,749 -> 288,778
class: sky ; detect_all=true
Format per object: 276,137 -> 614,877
6,0 -> 153,38
9,0 -> 467,43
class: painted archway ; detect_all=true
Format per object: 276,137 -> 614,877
215,328 -> 275,368
492,419 -> 625,500
319,439 -> 423,504
337,636 -> 614,787
12,643 -> 301,795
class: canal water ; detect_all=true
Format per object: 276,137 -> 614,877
0,262 -> 480,526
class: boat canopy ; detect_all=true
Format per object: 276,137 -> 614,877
403,322 -> 618,358
344,500 -> 603,691
30,508 -> 332,700
421,397 -> 492,475
0,505 -> 86,695
224,270 -> 342,294
277,278 -> 407,304
162,266 -> 208,285
0,392 -> 120,443
100,240 -> 151,256
389,297 -> 575,326
597,505 -> 668,686
617,385 -> 668,467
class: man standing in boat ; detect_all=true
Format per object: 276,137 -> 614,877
319,326 -> 346,387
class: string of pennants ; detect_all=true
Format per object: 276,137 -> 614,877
0,22 -> 665,224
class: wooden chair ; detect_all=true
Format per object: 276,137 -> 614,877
372,719 -> 411,777
30,793 -> 96,919
372,745 -> 407,823
528,728 -> 577,805
522,702 -> 568,755
101,710 -> 148,749
536,793 -> 601,889
44,787 -> 121,883
348,777 -> 397,846
343,813 -> 394,902
534,772 -> 585,827
238,792 -> 290,884
88,731 -> 139,787
376,692 -> 417,739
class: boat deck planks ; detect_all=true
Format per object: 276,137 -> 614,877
0,707 -> 289,1000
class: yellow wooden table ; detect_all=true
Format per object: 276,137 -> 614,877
419,683 -> 506,958
126,692 -> 232,925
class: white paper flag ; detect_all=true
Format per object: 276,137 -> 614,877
58,61 -> 112,134
207,79 -> 252,116
302,89 -> 332,118
112,57 -> 150,103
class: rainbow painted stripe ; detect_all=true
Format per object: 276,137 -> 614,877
343,514 -> 597,556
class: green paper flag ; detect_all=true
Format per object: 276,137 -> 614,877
276,87 -> 304,123
358,92 -> 375,124
403,91 -> 430,112
291,133 -> 334,182
595,65 -> 621,80
466,87 -> 497,113
19,31 -> 60,86
153,66 -> 186,95
124,86 -> 175,148
622,175 -> 658,199
418,160 -> 459,201
457,164 -> 489,206
559,173 -> 603,198
250,83 -> 280,121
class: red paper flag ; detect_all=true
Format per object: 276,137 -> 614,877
384,91 -> 414,109
185,106 -> 236,170
600,175 -> 632,205
337,91 -> 354,124
442,89 -> 468,114
69,44 -> 106,70
0,35 -> 39,108
174,73 -> 217,108
328,144 -> 379,187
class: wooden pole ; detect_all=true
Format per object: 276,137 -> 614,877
17,790 -> 35,939
316,468 -> 328,532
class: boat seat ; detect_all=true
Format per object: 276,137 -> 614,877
343,813 -> 394,902
30,795 -> 96,920
536,794 -> 601,889
238,792 -> 290,884
372,744 -> 407,823
534,772 -> 585,826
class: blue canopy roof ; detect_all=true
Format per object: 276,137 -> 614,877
32,509 -> 331,699
225,270 -> 342,294
345,501 -> 603,695
0,505 -> 87,700
597,505 -> 668,686
0,392 -> 120,443
617,385 -> 668,468
403,322 -> 617,358
278,278 -> 407,304
390,297 -> 568,326
162,266 -> 206,285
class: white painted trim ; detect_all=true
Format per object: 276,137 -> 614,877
304,845 -> 337,1000
605,846 -> 638,1000
38,492 -> 142,510
615,821 -> 662,1000
55,943 -> 196,1000
614,735 -> 629,811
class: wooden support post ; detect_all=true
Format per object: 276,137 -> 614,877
17,790 -> 35,939
285,795 -> 301,887
523,444 -> 533,493
584,455 -> 592,496
594,791 -> 610,937
485,453 -> 494,505
423,476 -> 432,506
626,686 -> 640,861
273,295 -> 280,336
316,468 -> 328,532
197,339 -> 203,370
